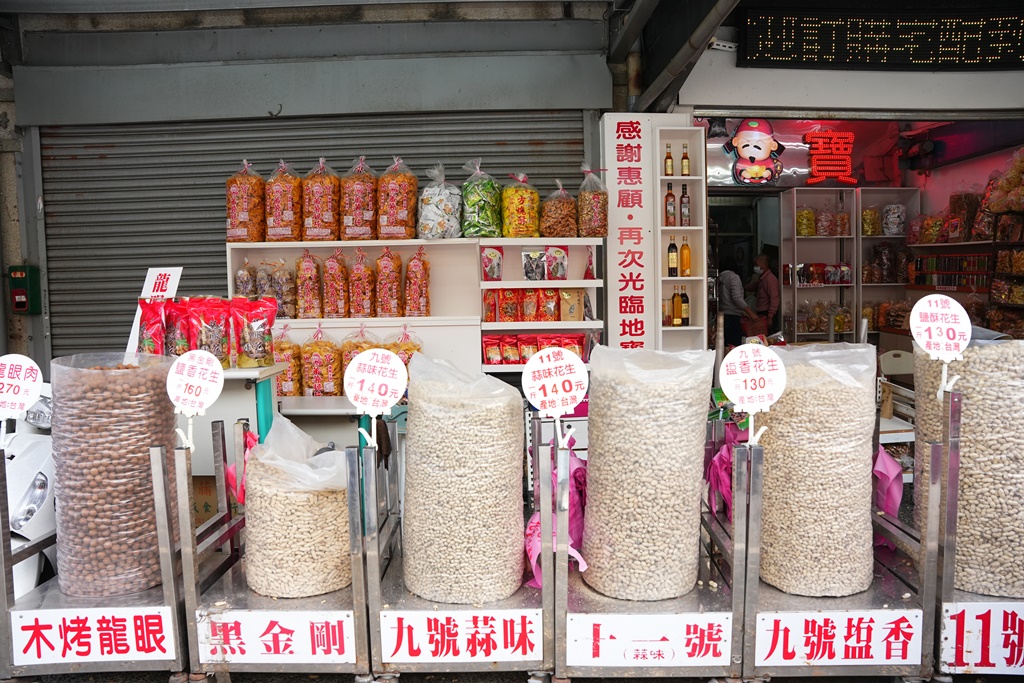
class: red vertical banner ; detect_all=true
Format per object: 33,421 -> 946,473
602,114 -> 655,350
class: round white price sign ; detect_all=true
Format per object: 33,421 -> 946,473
166,350 -> 226,416
343,349 -> 408,417
522,347 -> 588,418
720,343 -> 787,414
910,294 -> 972,362
0,354 -> 43,421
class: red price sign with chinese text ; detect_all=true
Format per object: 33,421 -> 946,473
0,354 -> 43,421
566,612 -> 732,667
719,344 -> 787,414
380,609 -> 542,663
166,350 -> 225,417
343,349 -> 408,417
910,294 -> 972,363
198,609 -> 355,665
940,601 -> 1024,674
756,609 -> 922,667
12,606 -> 175,666
521,348 -> 588,418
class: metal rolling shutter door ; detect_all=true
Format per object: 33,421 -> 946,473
40,110 -> 586,356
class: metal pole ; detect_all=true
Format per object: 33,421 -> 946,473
536,416 -> 554,675
345,446 -> 372,674
940,391 -> 962,605
741,442 -> 764,680
553,435 -> 570,678
0,450 -> 16,679
728,441 -> 750,676
175,442 -> 202,674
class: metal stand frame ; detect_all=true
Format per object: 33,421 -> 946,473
364,413 -> 554,681
178,420 -> 371,680
553,419 -> 748,679
741,427 -> 940,680
0,443 -> 186,680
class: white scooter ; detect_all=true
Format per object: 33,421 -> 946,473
2,386 -> 56,600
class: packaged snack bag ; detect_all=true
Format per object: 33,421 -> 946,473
163,299 -> 190,358
295,250 -> 323,319
348,248 -> 376,319
302,157 -> 340,241
378,157 -> 418,239
481,246 -> 503,282
226,159 -> 266,242
273,325 -> 303,397
301,325 -> 341,396
385,325 -> 423,367
540,180 -> 577,237
265,160 -> 302,241
232,297 -> 277,368
376,247 -> 403,318
235,258 -> 258,299
323,249 -> 348,319
498,289 -> 522,323
405,246 -> 431,318
188,297 -> 231,369
461,158 -> 502,237
502,172 -> 540,238
418,163 -> 462,239
340,156 -> 378,240
577,162 -> 608,237
340,323 -> 381,381
137,299 -> 165,356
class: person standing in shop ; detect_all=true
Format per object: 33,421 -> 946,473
745,253 -> 780,334
718,255 -> 759,347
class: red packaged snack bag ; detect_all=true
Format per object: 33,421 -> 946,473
188,297 -> 231,368
163,298 -> 190,358
273,325 -> 302,397
482,335 -> 503,365
323,248 -> 348,319
378,157 -> 418,239
137,298 -> 166,356
405,246 -> 431,318
296,249 -> 323,319
226,159 -> 266,242
341,156 -> 378,240
265,160 -> 302,242
481,246 -> 504,282
501,336 -> 522,364
537,333 -> 562,350
545,245 -> 569,281
585,245 -> 596,279
562,334 -> 585,359
518,335 -> 539,362
539,289 -> 560,322
232,296 -> 278,368
521,288 -> 540,322
302,157 -> 341,241
498,289 -> 522,323
348,248 -> 376,318
376,246 -> 404,318
482,290 -> 498,323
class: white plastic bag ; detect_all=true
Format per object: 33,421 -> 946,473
251,414 -> 348,490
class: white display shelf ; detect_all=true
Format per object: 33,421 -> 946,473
480,280 -> 602,290
879,415 -> 915,445
478,237 -> 604,247
862,234 -> 907,240
793,235 -> 855,240
656,175 -> 705,181
662,277 -> 705,283
862,282 -> 906,286
908,240 -> 993,248
796,331 -> 855,336
482,321 -> 603,331
278,396 -> 359,416
660,225 -> 706,232
223,363 -> 288,381
227,238 -> 476,250
662,326 -> 705,332
797,284 -> 855,288
276,316 -> 479,329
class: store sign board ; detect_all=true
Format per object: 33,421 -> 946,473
197,609 -> 355,665
910,294 -> 972,363
719,344 -> 786,414
12,606 -> 175,666
940,601 -> 1024,674
755,609 -> 922,667
522,347 -> 587,418
343,348 -> 408,417
602,113 -> 655,350
167,350 -> 225,416
380,609 -> 542,663
0,354 -> 43,421
126,267 -> 183,354
565,612 -> 732,667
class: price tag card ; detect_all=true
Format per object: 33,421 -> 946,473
720,344 -> 786,414
910,294 -> 972,362
198,609 -> 355,665
521,347 -> 588,418
0,354 -> 43,421
381,609 -> 542,663
566,612 -> 732,667
166,350 -> 225,417
342,349 -> 408,417
940,601 -> 1024,674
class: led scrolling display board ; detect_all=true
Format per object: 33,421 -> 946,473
738,8 -> 1024,70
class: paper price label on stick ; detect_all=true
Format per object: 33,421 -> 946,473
166,350 -> 225,417
522,348 -> 588,418
910,294 -> 972,363
720,344 -> 786,414
0,354 -> 43,421
343,349 -> 408,417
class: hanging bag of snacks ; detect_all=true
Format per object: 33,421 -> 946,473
226,159 -> 266,242
302,157 -> 341,241
323,249 -> 349,319
417,163 -> 462,239
577,163 -> 609,237
301,324 -> 342,397
502,172 -> 541,238
295,250 -> 323,319
340,323 -> 382,380
340,156 -> 378,240
378,157 -> 418,239
405,246 -> 431,318
461,158 -> 502,237
265,160 -> 303,242
376,247 -> 403,318
273,325 -> 303,397
348,248 -> 376,318
540,180 -> 578,238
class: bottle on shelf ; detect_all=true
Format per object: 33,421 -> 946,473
671,286 -> 682,327
664,143 -> 674,176
680,235 -> 691,277
680,285 -> 690,326
667,235 -> 679,277
680,143 -> 690,176
662,298 -> 672,327
665,183 -> 677,227
680,185 -> 690,227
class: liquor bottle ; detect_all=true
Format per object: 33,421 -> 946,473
679,185 -> 691,227
664,143 -> 674,176
665,183 -> 677,227
662,298 -> 672,327
671,286 -> 682,327
680,143 -> 691,176
680,286 -> 690,326
667,235 -> 679,277
680,235 -> 691,277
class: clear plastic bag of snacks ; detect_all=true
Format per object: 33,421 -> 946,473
861,206 -> 881,236
274,325 -> 303,397
907,215 -> 924,244
295,250 -> 323,319
232,296 -> 277,368
405,246 -> 430,318
376,247 -> 403,318
301,325 -> 341,397
461,158 -> 502,238
796,205 -> 816,236
882,204 -> 907,236
816,203 -> 836,236
577,163 -> 609,237
323,249 -> 348,319
385,324 -> 423,367
303,158 -> 340,241
265,160 -> 303,242
341,323 -> 381,381
235,258 -> 257,299
502,172 -> 541,238
226,159 -> 266,242
340,156 -> 378,240
272,259 -> 297,319
348,248 -> 376,319
921,215 -> 944,243
378,157 -> 418,240
417,163 -> 462,239
540,180 -> 577,238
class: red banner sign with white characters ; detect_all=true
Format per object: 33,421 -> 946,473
380,610 -> 542,663
755,610 -> 922,667
565,613 -> 732,667
197,610 -> 355,665
12,607 -> 175,666
602,114 -> 655,350
940,602 -> 1024,674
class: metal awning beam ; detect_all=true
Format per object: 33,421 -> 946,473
607,0 -> 661,64
0,0 -> 586,13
